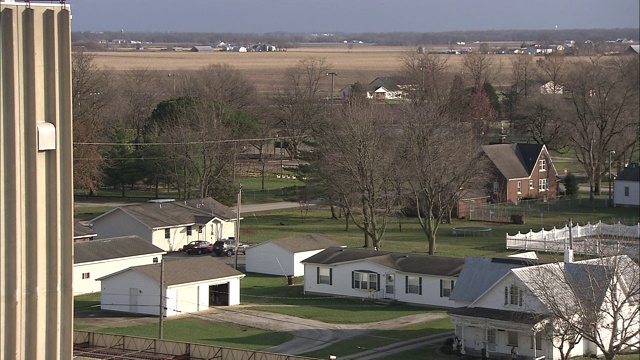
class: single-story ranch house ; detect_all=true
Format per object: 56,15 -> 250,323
302,247 -> 465,307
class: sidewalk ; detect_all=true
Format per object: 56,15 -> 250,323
342,331 -> 454,360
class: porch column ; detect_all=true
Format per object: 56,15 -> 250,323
460,326 -> 465,354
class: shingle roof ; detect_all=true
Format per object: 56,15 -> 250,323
449,256 -> 539,303
184,197 -> 236,220
103,256 -> 244,286
97,201 -> 219,229
74,236 -> 165,264
74,221 -> 97,239
616,163 -> 639,182
448,306 -> 547,325
267,234 -> 343,253
482,143 -> 545,179
303,247 -> 465,276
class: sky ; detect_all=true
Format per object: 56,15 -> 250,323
68,0 -> 639,34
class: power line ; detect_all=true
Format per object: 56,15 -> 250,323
74,136 -> 286,146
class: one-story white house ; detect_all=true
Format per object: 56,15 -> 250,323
89,199 -> 237,252
614,162 -> 639,207
99,256 -> 245,317
302,247 -> 465,307
245,234 -> 343,276
73,236 -> 166,295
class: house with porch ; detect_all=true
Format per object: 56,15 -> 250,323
302,247 -> 465,307
448,254 -> 639,359
482,143 -> 558,203
89,200 -> 236,252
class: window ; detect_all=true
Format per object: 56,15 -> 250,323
198,226 -> 203,233
317,267 -> 332,285
493,182 -> 499,194
406,276 -> 422,295
440,279 -> 455,297
487,329 -> 496,345
505,285 -> 523,306
517,181 -> 522,194
352,271 -> 378,291
507,331 -> 519,346
187,226 -> 193,236
539,178 -> 549,192
530,332 -> 542,350
539,159 -> 546,171
82,272 -> 90,279
529,180 -> 534,190
164,228 -> 170,239
153,257 -> 159,263
625,186 -> 629,196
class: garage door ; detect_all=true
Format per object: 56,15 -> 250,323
176,286 -> 198,313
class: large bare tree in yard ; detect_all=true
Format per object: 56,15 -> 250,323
271,58 -> 329,159
400,102 -> 488,255
564,55 -> 639,196
527,253 -> 640,360
186,63 -> 257,109
315,101 -> 400,249
72,50 -> 113,193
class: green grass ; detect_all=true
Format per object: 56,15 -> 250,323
74,292 -> 101,311
98,317 -> 293,350
303,316 -> 453,359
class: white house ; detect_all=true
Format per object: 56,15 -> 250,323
448,255 -> 640,360
302,247 -> 465,307
99,256 -> 245,317
73,236 -> 165,295
540,81 -> 564,94
614,162 -> 639,207
245,234 -> 343,276
89,199 -> 237,252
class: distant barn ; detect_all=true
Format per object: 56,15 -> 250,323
191,45 -> 214,52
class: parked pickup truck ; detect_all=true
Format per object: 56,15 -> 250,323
184,241 -> 214,255
212,238 -> 248,257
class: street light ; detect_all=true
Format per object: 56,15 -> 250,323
609,150 -> 615,207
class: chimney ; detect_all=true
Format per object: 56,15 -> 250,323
564,218 -> 574,263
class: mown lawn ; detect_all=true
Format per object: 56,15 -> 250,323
303,316 -> 453,359
98,317 -> 293,350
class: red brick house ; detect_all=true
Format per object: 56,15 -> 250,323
482,143 -> 558,203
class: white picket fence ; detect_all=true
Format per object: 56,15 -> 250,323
506,221 -> 640,256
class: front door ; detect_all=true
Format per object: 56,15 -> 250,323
385,274 -> 395,299
129,288 -> 139,313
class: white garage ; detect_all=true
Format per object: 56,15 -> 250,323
245,234 -> 343,276
99,256 -> 244,317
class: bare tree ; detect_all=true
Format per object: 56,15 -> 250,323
271,58 -> 329,159
72,49 -> 113,193
527,253 -> 640,360
186,63 -> 257,109
506,54 -> 536,112
315,101 -> 400,249
400,103 -> 488,255
462,52 -> 495,87
511,94 -> 568,152
537,54 -> 567,95
564,55 -> 639,196
116,68 -> 163,142
400,53 -> 450,102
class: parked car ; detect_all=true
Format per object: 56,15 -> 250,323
185,241 -> 213,255
182,240 -> 202,252
213,238 -> 247,257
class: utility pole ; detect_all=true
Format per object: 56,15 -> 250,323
609,150 -> 615,207
326,72 -> 337,111
168,73 -> 177,96
158,259 -> 165,339
234,183 -> 242,270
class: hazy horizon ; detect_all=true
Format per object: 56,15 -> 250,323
67,0 -> 639,35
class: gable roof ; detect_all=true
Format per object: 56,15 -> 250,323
74,236 -> 165,264
449,256 -> 541,303
259,234 -> 343,253
91,201 -> 221,229
368,77 -> 402,91
184,197 -> 236,220
303,247 -> 465,277
616,162 -> 639,182
99,256 -> 244,286
482,143 -> 547,179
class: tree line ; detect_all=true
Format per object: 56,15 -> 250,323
73,50 -> 639,254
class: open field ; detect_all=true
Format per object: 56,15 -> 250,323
87,45 -> 586,93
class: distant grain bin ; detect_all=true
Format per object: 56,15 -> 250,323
417,45 -> 426,54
